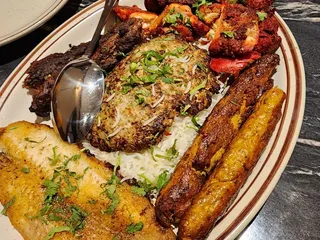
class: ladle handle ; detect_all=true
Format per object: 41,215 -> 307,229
84,0 -> 118,57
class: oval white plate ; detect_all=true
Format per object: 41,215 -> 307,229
0,0 -> 305,239
0,0 -> 68,46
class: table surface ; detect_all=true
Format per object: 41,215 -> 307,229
0,0 -> 319,239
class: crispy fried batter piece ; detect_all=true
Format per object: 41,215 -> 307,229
178,87 -> 286,240
254,12 -> 281,54
208,3 -> 259,57
0,121 -> 176,240
24,18 -> 143,117
155,54 -> 279,227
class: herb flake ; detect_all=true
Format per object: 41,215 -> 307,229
126,221 -> 144,234
1,196 -> 16,216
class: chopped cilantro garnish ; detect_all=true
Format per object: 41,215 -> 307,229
161,77 -> 175,84
150,146 -> 157,162
142,74 -> 158,83
257,11 -> 268,21
9,126 -> 18,130
222,31 -> 235,39
101,156 -> 121,215
118,51 -> 127,57
155,139 -> 179,161
156,171 -> 170,191
190,80 -> 207,96
163,12 -> 184,25
48,146 -> 60,166
22,167 -> 30,174
191,116 -> 201,130
135,95 -> 145,104
159,64 -> 173,76
192,0 -> 212,20
126,221 -> 144,234
196,62 -> 207,72
44,226 -> 71,240
1,196 -> 16,216
88,199 -> 97,205
181,104 -> 191,116
131,186 -> 147,196
43,179 -> 59,203
130,62 -> 139,72
121,85 -> 133,94
24,136 -> 47,143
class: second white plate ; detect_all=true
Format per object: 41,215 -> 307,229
0,0 -> 68,46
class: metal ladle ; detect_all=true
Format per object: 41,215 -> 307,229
51,0 -> 117,143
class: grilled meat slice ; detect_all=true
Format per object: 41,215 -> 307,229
87,35 -> 220,153
0,121 -> 176,240
178,87 -> 286,240
23,18 -> 143,117
208,3 -> 259,58
155,54 -> 279,227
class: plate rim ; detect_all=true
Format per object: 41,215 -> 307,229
0,1 -> 306,239
0,0 -> 69,46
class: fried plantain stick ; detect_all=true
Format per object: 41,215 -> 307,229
156,54 -> 279,227
178,87 -> 286,240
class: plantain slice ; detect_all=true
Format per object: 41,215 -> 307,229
178,87 -> 286,240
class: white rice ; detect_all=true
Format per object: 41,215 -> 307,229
83,94 -> 224,184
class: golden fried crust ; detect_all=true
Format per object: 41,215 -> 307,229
0,121 -> 175,240
178,87 -> 286,240
155,54 -> 279,227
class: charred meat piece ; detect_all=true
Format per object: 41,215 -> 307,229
208,3 -> 259,57
155,54 -> 279,227
23,18 -> 143,117
87,35 -> 220,153
24,43 -> 88,117
254,12 -> 281,54
178,87 -> 286,240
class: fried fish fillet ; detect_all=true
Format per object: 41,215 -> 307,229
178,87 -> 286,240
0,121 -> 175,240
155,54 -> 279,227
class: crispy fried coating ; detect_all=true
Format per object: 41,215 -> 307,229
178,87 -> 286,240
254,13 -> 281,54
209,3 -> 259,57
155,54 -> 279,227
0,121 -> 176,240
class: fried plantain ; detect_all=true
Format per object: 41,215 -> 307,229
178,87 -> 286,240
155,54 -> 279,227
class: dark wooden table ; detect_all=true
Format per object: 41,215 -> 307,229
0,0 -> 319,239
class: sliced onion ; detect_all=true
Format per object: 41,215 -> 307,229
112,107 -> 121,128
184,81 -> 191,94
151,95 -> 165,108
192,65 -> 197,75
152,84 -> 156,96
105,93 -> 115,103
143,115 -> 158,126
108,127 -> 123,138
97,117 -> 101,127
176,56 -> 190,63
